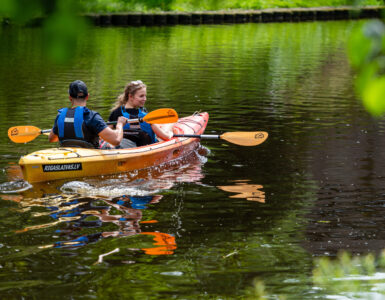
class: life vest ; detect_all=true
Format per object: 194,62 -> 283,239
120,106 -> 157,144
57,107 -> 99,148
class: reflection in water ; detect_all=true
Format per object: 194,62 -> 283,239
217,180 -> 265,203
141,232 -> 177,255
11,194 -> 177,255
1,148 -> 207,257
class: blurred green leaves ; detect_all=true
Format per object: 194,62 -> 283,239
313,251 -> 385,297
42,1 -> 89,63
0,0 -> 45,24
0,0 -> 89,63
247,250 -> 385,298
78,0 -> 382,12
348,19 -> 385,117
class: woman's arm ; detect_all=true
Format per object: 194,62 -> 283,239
151,124 -> 174,141
49,116 -> 59,142
48,130 -> 59,143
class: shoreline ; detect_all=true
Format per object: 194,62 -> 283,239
84,6 -> 384,26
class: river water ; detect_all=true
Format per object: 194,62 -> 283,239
0,20 -> 384,298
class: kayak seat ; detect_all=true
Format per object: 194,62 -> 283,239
59,139 -> 96,149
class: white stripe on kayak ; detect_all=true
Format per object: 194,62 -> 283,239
46,138 -> 186,160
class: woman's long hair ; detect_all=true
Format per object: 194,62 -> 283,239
111,80 -> 147,111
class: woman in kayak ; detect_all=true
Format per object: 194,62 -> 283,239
49,80 -> 129,149
107,80 -> 174,148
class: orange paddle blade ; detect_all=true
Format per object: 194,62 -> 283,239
8,126 -> 43,143
143,108 -> 178,124
220,131 -> 268,146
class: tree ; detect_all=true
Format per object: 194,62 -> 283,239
0,0 -> 88,63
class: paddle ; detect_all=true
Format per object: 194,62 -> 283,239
8,108 -> 178,144
173,131 -> 268,146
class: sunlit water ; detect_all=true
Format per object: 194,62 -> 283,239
0,20 -> 384,298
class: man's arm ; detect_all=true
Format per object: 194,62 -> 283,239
98,116 -> 127,146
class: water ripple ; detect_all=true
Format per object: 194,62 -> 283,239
0,180 -> 32,193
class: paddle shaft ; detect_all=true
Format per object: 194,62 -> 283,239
174,134 -> 220,139
107,118 -> 145,126
39,118 -> 143,133
174,131 -> 268,146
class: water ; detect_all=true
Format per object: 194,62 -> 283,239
0,20 -> 384,298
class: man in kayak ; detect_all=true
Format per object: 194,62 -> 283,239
107,80 -> 173,148
48,80 -> 128,148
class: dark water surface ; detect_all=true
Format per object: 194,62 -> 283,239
1,20 -> 384,298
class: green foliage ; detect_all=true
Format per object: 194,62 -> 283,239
248,251 -> 385,298
42,3 -> 89,63
313,251 -> 385,298
348,19 -> 385,116
245,280 -> 287,299
0,0 -> 89,63
245,280 -> 269,299
0,0 -> 45,24
78,0 -> 383,12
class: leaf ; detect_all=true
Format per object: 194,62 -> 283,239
355,62 -> 377,95
348,24 -> 372,69
362,76 -> 385,117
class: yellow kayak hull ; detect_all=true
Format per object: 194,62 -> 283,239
19,113 -> 209,183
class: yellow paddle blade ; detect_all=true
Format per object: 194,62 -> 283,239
143,108 -> 178,124
220,131 -> 268,146
8,126 -> 43,143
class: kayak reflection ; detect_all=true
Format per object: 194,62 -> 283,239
8,193 -> 177,255
2,147 -> 208,256
217,180 -> 265,203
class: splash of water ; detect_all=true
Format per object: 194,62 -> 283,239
60,180 -> 159,197
0,180 -> 32,193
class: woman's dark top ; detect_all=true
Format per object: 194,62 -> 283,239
108,107 -> 152,146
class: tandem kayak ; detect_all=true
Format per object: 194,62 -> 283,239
19,112 -> 209,183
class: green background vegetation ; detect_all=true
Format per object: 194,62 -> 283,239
0,0 -> 383,17
79,0 -> 383,13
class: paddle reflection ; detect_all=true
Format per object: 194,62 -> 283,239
1,147 -> 209,257
4,193 -> 177,255
217,180 -> 265,203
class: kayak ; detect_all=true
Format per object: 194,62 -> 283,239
19,112 -> 209,183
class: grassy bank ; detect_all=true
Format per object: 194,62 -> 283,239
79,0 -> 384,13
